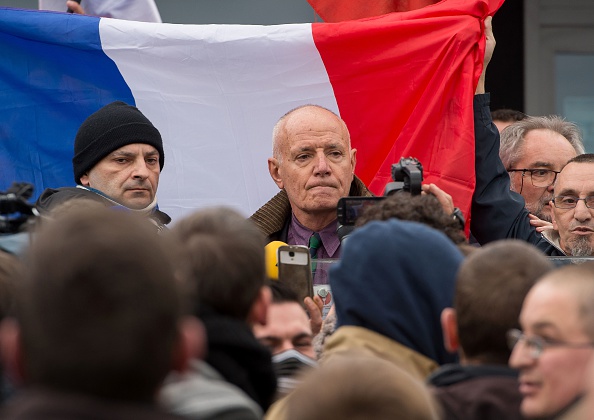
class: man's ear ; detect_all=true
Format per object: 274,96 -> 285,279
441,308 -> 459,354
550,200 -> 559,231
79,173 -> 90,187
170,316 -> 207,373
268,158 -> 284,190
247,285 -> 271,327
350,148 -> 357,174
0,318 -> 25,386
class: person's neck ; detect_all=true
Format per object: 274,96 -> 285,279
293,209 -> 336,232
78,185 -> 157,215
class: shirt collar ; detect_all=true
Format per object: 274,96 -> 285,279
289,213 -> 341,258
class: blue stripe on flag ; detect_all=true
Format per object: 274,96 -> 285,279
0,8 -> 135,198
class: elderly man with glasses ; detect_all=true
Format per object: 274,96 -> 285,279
472,94 -> 594,256
500,116 -> 584,223
465,19 -> 594,256
506,262 -> 594,418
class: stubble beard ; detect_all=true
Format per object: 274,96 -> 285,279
527,195 -> 553,223
567,235 -> 594,257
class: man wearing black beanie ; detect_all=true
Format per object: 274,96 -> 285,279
35,101 -> 170,230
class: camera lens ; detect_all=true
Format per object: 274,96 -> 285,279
289,251 -> 295,257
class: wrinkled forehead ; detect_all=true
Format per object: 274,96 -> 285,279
555,162 -> 594,195
521,277 -> 589,335
111,142 -> 159,155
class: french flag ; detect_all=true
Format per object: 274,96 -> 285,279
0,0 -> 501,223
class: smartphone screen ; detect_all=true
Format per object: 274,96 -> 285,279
277,245 -> 313,305
336,196 -> 385,225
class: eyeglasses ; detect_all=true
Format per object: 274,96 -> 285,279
552,196 -> 594,209
507,328 -> 594,359
507,169 -> 560,192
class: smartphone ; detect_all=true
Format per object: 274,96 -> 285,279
277,245 -> 313,305
336,196 -> 385,226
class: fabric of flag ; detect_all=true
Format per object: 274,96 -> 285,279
0,0 -> 502,223
308,0 -> 439,22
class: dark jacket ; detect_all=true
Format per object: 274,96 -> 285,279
199,309 -> 277,413
428,364 -> 524,420
471,94 -> 565,255
249,176 -> 372,243
35,187 -> 171,229
0,388 -> 185,420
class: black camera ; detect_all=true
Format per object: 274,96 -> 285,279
336,157 -> 425,228
383,157 -> 424,196
0,182 -> 36,234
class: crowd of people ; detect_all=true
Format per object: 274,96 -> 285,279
2,6 -> 594,420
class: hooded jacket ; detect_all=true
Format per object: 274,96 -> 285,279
330,219 -> 464,367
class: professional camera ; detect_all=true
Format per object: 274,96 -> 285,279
336,157 -> 424,243
0,182 -> 36,234
383,157 -> 424,196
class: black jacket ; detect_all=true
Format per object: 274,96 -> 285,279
199,309 -> 277,412
1,388 -> 185,420
428,364 -> 524,420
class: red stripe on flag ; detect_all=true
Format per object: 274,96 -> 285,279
308,0 -> 438,22
312,0 -> 504,222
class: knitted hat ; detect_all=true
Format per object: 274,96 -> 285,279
72,101 -> 164,184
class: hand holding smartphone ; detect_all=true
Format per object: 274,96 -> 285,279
277,245 -> 313,306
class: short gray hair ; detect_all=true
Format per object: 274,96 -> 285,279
499,115 -> 584,169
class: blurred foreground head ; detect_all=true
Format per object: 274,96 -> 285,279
451,240 -> 553,364
3,207 -> 182,402
286,350 -> 441,420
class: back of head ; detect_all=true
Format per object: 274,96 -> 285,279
355,192 -> 466,244
499,115 -> 584,168
268,279 -> 300,305
286,351 -> 441,420
455,240 -> 553,364
171,207 -> 266,320
18,207 -> 180,402
330,219 -> 463,365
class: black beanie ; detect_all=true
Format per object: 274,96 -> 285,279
72,101 -> 164,184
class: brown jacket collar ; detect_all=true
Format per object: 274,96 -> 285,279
249,176 -> 372,239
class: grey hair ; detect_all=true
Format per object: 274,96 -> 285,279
271,104 -> 350,163
499,115 -> 584,169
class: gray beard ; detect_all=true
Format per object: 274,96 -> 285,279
567,235 -> 594,257
528,197 -> 553,223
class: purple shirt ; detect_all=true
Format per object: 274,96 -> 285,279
287,213 -> 340,285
